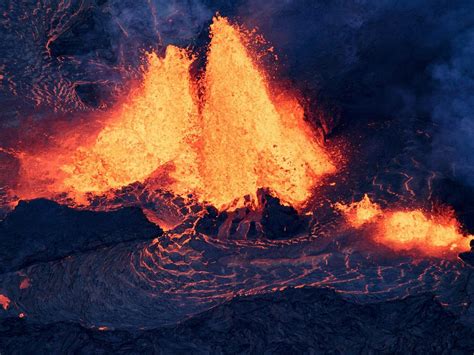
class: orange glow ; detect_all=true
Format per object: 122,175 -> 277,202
15,16 -> 334,209
378,209 -> 471,257
19,278 -> 30,290
0,294 -> 11,310
338,195 -> 472,257
335,194 -> 382,227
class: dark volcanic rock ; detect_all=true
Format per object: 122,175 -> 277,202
459,252 -> 474,267
0,287 -> 473,353
0,199 -> 162,273
195,206 -> 228,236
258,189 -> 308,240
459,240 -> 474,267
195,190 -> 308,240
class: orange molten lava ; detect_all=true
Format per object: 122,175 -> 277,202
379,210 -> 470,257
61,46 -> 201,196
337,195 -> 472,257
16,16 -> 334,209
199,17 -> 334,207
335,194 -> 382,227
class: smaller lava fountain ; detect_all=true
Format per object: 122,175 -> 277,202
336,195 -> 473,257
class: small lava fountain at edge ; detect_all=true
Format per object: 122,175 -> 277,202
336,194 -> 473,258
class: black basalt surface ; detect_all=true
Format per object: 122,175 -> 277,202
0,287 -> 473,354
259,190 -> 308,240
0,199 -> 162,273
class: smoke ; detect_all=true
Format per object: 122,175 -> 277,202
229,0 -> 474,188
430,29 -> 474,186
231,1 -> 471,110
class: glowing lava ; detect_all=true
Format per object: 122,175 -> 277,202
337,195 -> 472,257
200,17 -> 334,207
379,210 -> 471,257
16,16 -> 334,209
61,46 -> 201,196
335,194 -> 382,228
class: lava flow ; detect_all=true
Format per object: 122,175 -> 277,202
14,16 -> 335,209
337,195 -> 472,257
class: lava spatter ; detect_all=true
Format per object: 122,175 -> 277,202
335,194 -> 382,228
61,46 -> 201,198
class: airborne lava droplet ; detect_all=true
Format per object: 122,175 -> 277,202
19,278 -> 30,290
0,294 -> 11,310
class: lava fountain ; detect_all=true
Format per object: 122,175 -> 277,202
200,17 -> 334,207
61,46 -> 201,198
337,195 -> 473,257
14,16 -> 335,209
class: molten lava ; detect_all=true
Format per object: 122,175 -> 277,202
335,194 -> 382,228
337,195 -> 472,257
379,210 -> 471,257
15,16 -> 334,209
199,17 -> 334,207
61,46 -> 201,196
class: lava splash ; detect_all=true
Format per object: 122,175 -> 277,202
15,16 -> 334,209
